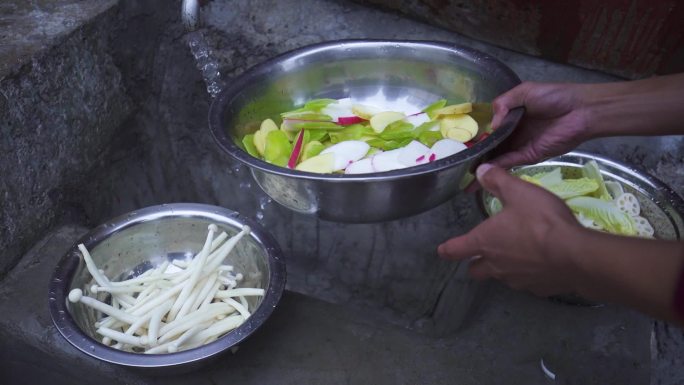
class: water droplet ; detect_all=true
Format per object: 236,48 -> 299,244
255,211 -> 264,221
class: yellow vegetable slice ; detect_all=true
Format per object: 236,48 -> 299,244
439,114 -> 478,138
369,111 -> 405,134
433,102 -> 472,117
260,118 -> 279,132
445,127 -> 473,143
295,152 -> 335,173
351,104 -> 382,120
254,119 -> 278,156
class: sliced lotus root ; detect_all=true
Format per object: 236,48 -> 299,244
633,216 -> 655,238
615,193 -> 640,217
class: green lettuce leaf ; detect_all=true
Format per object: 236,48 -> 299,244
545,178 -> 599,199
566,196 -> 636,236
582,160 -> 612,201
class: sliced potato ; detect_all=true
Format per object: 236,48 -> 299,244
260,118 -> 279,132
351,104 -> 382,120
254,119 -> 278,155
295,152 -> 335,173
369,111 -> 405,133
439,114 -> 478,138
433,102 -> 472,117
445,127 -> 473,143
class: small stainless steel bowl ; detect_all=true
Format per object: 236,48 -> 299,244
209,39 -> 523,223
48,203 -> 286,370
478,151 -> 684,306
479,151 -> 684,240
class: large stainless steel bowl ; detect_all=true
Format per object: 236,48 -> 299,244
48,203 -> 286,370
209,40 -> 523,223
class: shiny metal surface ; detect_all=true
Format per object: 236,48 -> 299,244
209,40 -> 523,223
479,151 -> 684,240
48,203 -> 286,369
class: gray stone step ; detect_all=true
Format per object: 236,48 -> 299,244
0,224 -> 652,384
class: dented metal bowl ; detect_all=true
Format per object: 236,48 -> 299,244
209,39 -> 523,223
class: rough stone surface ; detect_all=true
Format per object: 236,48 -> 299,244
0,0 -> 117,77
0,1 -> 132,277
0,224 -> 651,385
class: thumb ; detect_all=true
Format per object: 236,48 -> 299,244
491,82 -> 531,129
476,163 -> 532,204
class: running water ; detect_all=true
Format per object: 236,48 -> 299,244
187,31 -> 222,97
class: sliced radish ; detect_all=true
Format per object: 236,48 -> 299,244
321,140 -> 370,171
345,158 -> 375,174
430,139 -> 467,160
371,149 -> 404,172
405,113 -> 430,127
321,102 -> 354,121
397,140 -> 430,166
337,116 -> 366,126
615,193 -> 640,217
337,97 -> 352,107
287,129 -> 305,169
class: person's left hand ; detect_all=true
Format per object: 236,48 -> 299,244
439,164 -> 587,297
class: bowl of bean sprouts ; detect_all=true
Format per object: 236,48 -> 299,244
48,203 -> 286,370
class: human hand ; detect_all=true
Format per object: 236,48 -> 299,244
439,164 -> 587,297
489,82 -> 591,169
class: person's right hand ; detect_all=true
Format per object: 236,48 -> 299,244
489,82 -> 592,169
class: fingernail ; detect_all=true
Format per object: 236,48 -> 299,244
476,163 -> 493,180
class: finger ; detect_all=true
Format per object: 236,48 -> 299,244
438,228 -> 484,261
476,163 -> 539,204
488,148 -> 534,170
491,82 -> 532,129
468,258 -> 493,280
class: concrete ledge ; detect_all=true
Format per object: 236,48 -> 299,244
0,224 -> 651,385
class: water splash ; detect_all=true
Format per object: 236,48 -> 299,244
187,31 -> 222,97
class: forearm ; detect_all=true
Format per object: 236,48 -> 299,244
567,228 -> 684,323
581,73 -> 684,139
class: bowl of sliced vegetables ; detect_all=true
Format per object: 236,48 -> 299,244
209,39 -> 523,222
49,203 -> 285,370
480,151 -> 684,240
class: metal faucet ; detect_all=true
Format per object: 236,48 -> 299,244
181,0 -> 199,31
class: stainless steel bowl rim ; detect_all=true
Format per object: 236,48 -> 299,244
48,203 -> 286,368
208,39 -> 524,182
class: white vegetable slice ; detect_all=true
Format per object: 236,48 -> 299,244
574,213 -> 603,230
633,216 -> 655,238
371,149 -> 404,172
320,140 -> 370,171
615,193 -> 640,217
351,103 -> 382,119
605,181 -> 624,200
430,139 -> 467,160
397,140 -> 430,166
345,158 -> 375,174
